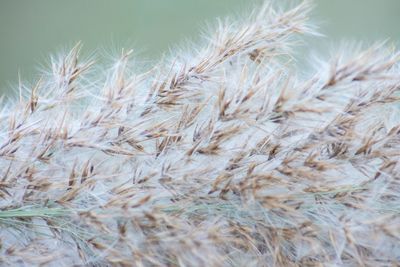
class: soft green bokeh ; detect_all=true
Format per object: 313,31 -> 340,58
0,0 -> 399,95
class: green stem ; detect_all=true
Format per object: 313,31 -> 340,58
0,206 -> 70,219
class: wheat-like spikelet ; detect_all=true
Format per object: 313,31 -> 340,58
1,1 -> 400,266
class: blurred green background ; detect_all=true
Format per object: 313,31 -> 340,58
0,0 -> 399,95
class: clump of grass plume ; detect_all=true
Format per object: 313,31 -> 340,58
1,1 -> 400,266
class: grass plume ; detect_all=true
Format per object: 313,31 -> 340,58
1,1 -> 400,266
